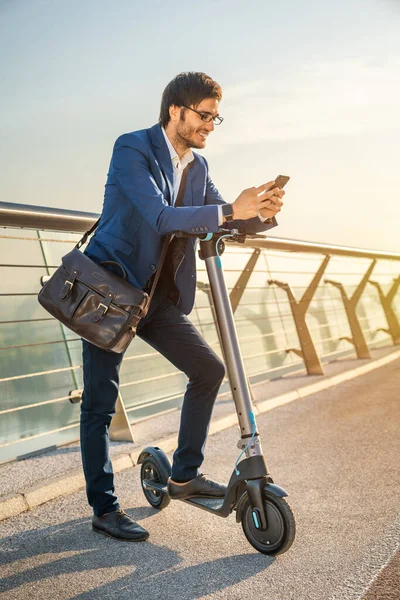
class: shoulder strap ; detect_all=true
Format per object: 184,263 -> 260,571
147,163 -> 190,303
74,162 -> 190,302
75,218 -> 100,249
173,163 -> 190,209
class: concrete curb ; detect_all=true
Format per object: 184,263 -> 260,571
0,494 -> 28,521
1,349 -> 399,522
0,451 -> 135,521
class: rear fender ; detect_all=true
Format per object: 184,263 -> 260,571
136,446 -> 172,476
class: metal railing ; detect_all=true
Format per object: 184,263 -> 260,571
1,201 -> 399,463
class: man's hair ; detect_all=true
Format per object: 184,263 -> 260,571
159,72 -> 222,127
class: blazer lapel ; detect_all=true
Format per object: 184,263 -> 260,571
149,124 -> 174,204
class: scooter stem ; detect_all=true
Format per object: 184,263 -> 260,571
200,236 -> 263,458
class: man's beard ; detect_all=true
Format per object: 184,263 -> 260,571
173,114 -> 204,150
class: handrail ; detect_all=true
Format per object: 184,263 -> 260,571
0,201 -> 98,232
1,201 -> 400,261
244,237 -> 400,262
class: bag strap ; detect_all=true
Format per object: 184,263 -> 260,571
75,218 -> 100,249
74,162 -> 190,302
147,163 -> 190,304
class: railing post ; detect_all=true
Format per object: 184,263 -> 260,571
268,255 -> 331,375
308,301 -> 339,354
109,393 -> 134,442
229,249 -> 261,313
325,259 -> 376,359
368,276 -> 400,345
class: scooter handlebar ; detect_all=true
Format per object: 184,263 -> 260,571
174,229 -> 267,243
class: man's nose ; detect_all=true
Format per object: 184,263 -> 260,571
206,120 -> 215,132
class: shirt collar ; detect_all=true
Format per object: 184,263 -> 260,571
161,127 -> 194,170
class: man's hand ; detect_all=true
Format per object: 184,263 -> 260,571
258,187 -> 285,219
231,181 -> 285,221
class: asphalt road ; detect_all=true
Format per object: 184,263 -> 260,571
1,360 -> 399,600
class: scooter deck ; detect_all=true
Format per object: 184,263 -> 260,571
142,480 -> 225,511
183,496 -> 225,511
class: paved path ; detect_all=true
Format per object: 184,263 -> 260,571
0,360 -> 399,600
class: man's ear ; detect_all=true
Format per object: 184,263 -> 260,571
169,104 -> 181,122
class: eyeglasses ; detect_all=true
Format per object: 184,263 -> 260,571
183,105 -> 224,125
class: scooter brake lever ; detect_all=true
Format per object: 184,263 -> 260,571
245,233 -> 267,239
225,231 -> 267,244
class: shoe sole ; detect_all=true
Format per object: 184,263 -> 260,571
92,525 -> 149,542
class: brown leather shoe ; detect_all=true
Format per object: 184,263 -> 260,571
92,509 -> 149,542
167,474 -> 227,500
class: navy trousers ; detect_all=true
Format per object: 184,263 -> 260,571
80,284 -> 226,516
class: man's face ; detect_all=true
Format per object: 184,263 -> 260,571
173,98 -> 220,150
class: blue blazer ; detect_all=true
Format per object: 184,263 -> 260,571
85,123 -> 277,314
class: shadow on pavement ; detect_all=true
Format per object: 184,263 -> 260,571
0,507 -> 274,599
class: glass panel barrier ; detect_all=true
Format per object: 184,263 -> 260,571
1,216 -> 399,463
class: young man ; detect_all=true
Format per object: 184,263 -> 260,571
82,72 -> 284,542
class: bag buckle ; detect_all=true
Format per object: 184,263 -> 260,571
61,271 -> 79,300
92,292 -> 113,323
97,302 -> 109,316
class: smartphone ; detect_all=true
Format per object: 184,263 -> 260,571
269,175 -> 290,190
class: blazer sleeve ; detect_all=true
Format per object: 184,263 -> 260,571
110,135 -> 221,235
203,158 -> 278,234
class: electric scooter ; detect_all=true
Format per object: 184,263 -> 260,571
138,230 -> 296,555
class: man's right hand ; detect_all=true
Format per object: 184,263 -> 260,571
231,181 -> 283,220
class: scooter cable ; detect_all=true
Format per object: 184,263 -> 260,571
234,411 -> 257,475
215,234 -> 234,268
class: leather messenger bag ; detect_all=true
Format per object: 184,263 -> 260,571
38,165 -> 189,354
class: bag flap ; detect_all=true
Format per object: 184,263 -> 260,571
61,249 -> 147,308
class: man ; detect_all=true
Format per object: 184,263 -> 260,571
82,72 -> 284,542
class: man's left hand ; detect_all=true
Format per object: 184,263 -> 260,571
259,187 -> 285,219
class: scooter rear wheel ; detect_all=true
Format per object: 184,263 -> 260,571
241,491 -> 296,555
140,456 -> 171,510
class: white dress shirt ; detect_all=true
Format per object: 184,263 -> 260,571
161,128 -> 195,204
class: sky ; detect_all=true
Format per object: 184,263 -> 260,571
1,0 -> 400,251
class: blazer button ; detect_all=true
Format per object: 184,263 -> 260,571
199,226 -> 204,232
204,227 -> 209,231
191,227 -> 195,232
150,264 -> 156,271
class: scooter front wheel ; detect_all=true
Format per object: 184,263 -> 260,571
140,455 -> 171,510
241,491 -> 296,555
